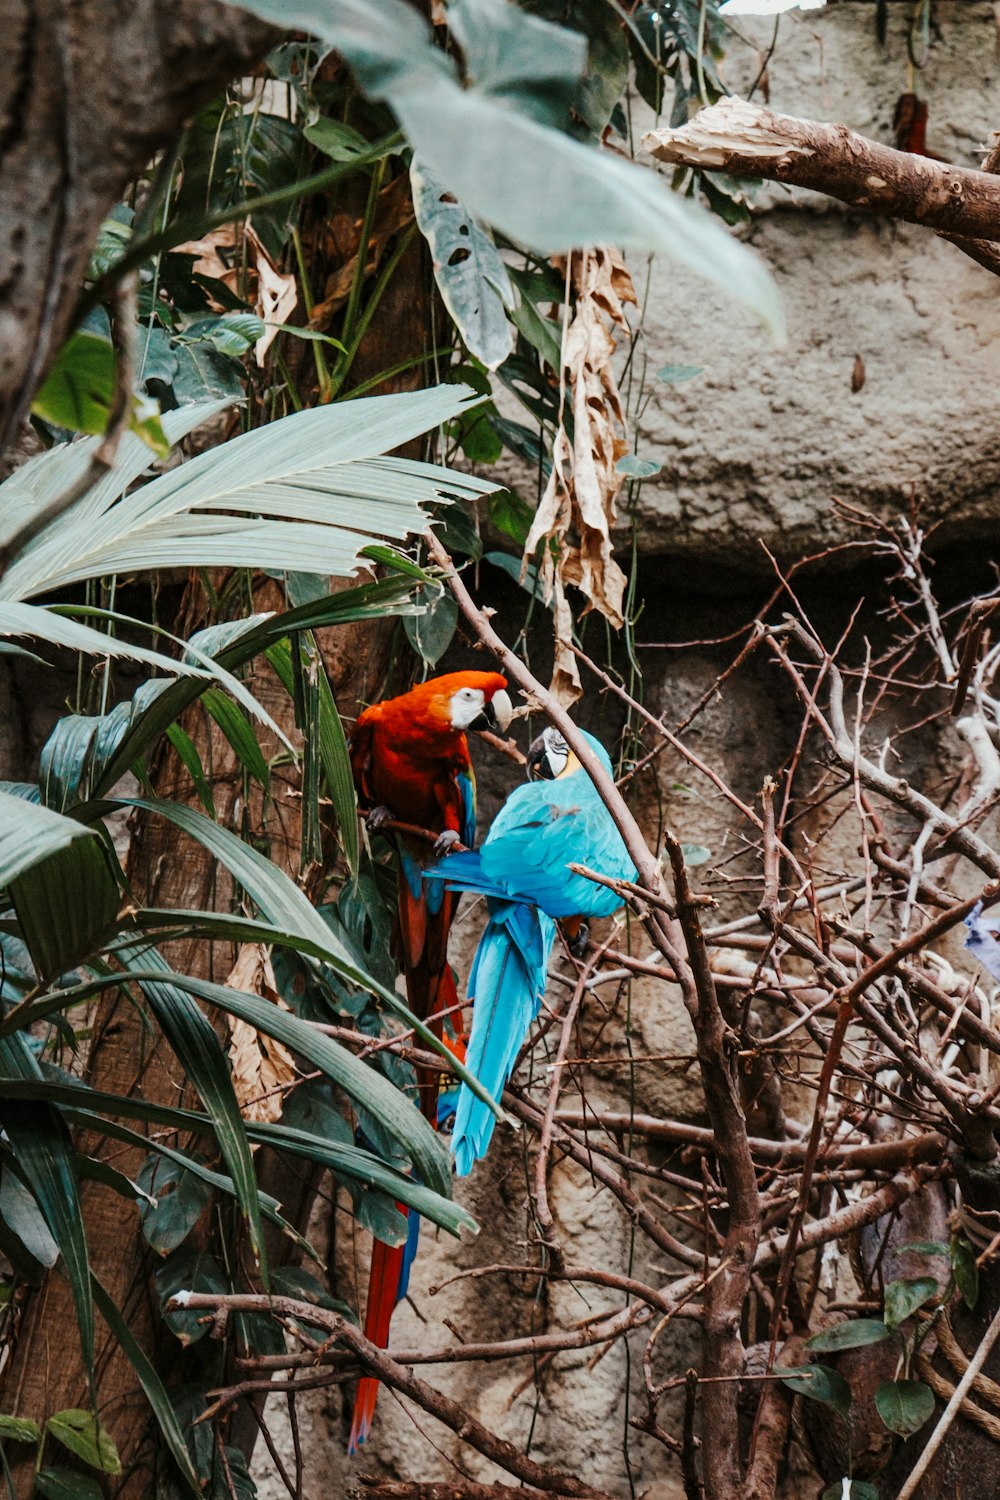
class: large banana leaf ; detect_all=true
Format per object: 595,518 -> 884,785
0,1034 -> 94,1388
0,386 -> 495,603
0,790 -> 118,892
92,1278 -> 202,1498
113,945 -> 268,1277
91,574 -> 421,801
0,1078 -> 475,1235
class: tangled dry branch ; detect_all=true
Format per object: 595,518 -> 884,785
187,513 -> 1000,1499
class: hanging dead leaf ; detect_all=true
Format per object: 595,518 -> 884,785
225,944 -> 297,1131
523,248 -> 636,705
172,229 -> 241,306
245,222 -> 298,364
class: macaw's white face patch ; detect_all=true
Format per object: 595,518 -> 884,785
449,687 -> 488,729
448,685 -> 514,732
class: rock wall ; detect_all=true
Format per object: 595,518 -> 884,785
632,0 -> 1000,578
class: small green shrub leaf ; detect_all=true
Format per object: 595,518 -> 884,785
875,1379 -> 935,1436
777,1363 -> 851,1416
45,1410 -> 121,1474
806,1319 -> 891,1353
883,1277 -> 939,1331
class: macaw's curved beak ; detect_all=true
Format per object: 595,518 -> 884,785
472,688 -> 513,733
526,732 -> 555,780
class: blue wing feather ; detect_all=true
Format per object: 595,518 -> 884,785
426,728 -> 637,1176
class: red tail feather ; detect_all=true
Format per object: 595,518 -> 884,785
348,1233 -> 406,1454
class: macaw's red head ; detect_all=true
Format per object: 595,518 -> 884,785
400,670 -> 513,735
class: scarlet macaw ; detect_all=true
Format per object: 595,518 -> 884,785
346,669 -> 512,1450
427,726 -> 637,1175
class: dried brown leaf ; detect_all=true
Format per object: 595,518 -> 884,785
522,248 -> 636,704
246,223 -> 298,365
225,944 -> 297,1130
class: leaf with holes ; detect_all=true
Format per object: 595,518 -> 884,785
45,1410 -> 121,1475
412,158 -> 513,370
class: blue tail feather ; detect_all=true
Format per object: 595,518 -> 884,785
452,900 -> 555,1176
395,1206 -> 421,1303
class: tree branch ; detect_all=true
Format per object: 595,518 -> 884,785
642,98 -> 1000,258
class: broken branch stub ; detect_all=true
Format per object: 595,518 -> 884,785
642,97 -> 1000,243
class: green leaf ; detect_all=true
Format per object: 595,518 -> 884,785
0,1042 -> 93,1381
0,788 -> 111,890
115,944 -> 267,1273
0,1164 -> 59,1268
170,343 -> 245,404
508,292 -> 562,370
0,1414 -> 40,1444
411,158 -> 513,370
165,724 -> 216,816
201,689 -> 271,791
806,1319 -> 891,1354
899,1240 -> 950,1257
485,549 -> 546,602
10,834 -> 122,981
356,1189 -> 409,1244
156,1249 -> 229,1345
488,488 -> 534,547
875,1379 -> 935,1436
403,588 -> 459,667
138,1155 -> 213,1255
271,1265 -> 357,1338
447,405 -> 503,466
45,1411 -> 121,1475
92,1275 -> 202,1494
0,1073 -> 473,1238
118,951 -> 456,1201
178,313 -> 266,357
616,455 -> 661,480
777,1363 -> 851,1416
2,386 -> 495,604
303,116 -> 371,161
448,0 -> 585,129
657,363 -> 703,384
680,842 -> 711,868
35,1468 -> 105,1500
86,209 -> 132,282
267,637 -> 360,879
73,1153 -> 156,1207
883,1277 -> 939,1331
952,1237 -> 980,1311
30,332 -> 167,454
213,1447 -> 256,1500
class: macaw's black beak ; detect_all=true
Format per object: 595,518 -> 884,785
526,732 -> 555,780
470,688 -> 513,733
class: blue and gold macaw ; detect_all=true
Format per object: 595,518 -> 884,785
427,725 -> 637,1175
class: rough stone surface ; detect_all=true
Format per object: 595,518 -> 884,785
630,0 -> 1000,579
